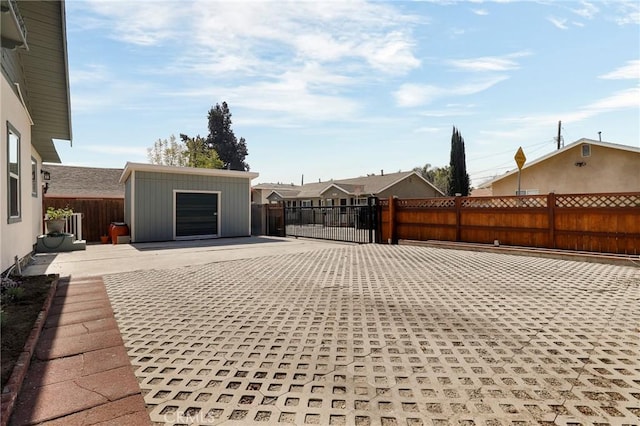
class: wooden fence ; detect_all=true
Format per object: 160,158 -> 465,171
45,197 -> 124,243
379,192 -> 640,255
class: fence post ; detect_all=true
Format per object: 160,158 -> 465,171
281,201 -> 287,237
455,195 -> 462,242
548,192 -> 556,249
367,196 -> 375,244
388,196 -> 397,244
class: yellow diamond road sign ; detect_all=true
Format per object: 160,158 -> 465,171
514,147 -> 526,170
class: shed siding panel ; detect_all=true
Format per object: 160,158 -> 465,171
132,171 -> 250,242
124,179 -> 131,227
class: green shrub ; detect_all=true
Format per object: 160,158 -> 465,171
6,287 -> 25,302
45,206 -> 73,220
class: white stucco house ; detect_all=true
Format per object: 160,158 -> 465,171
1,0 -> 72,273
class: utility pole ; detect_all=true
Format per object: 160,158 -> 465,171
556,120 -> 562,150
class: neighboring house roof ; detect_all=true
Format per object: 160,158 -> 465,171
253,183 -> 299,190
16,1 -> 72,163
482,138 -> 640,187
267,189 -> 303,199
44,164 -> 125,198
263,170 -> 444,200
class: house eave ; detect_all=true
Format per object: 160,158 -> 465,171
1,0 -> 28,50
18,0 -> 72,163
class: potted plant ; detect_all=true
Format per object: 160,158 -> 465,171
45,206 -> 73,235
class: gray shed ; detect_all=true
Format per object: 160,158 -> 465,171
119,162 -> 258,243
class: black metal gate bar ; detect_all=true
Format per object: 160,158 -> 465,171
278,197 -> 378,244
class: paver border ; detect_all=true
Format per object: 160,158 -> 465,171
400,239 -> 640,267
0,275 -> 59,426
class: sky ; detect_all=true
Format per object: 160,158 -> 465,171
55,0 -> 640,186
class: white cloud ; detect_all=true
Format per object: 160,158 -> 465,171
414,126 -> 443,133
547,16 -> 569,30
502,87 -> 640,128
81,145 -> 148,157
395,76 -> 509,107
613,1 -> 640,25
77,0 -> 421,124
599,60 -> 640,80
585,87 -> 640,111
448,51 -> 531,72
571,1 -> 598,19
69,64 -> 109,84
171,63 -> 360,122
84,0 -> 181,46
472,8 -> 489,16
84,1 -> 421,77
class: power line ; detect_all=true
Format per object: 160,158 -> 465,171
468,138 -> 554,162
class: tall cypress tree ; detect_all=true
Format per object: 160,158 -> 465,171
447,126 -> 470,196
205,102 -> 249,171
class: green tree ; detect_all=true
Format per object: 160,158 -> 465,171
147,134 -> 187,166
447,127 -> 470,196
179,134 -> 224,169
206,102 -> 249,171
413,164 -> 450,194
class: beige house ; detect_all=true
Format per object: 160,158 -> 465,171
483,139 -> 640,196
1,0 -> 72,272
260,170 -> 444,206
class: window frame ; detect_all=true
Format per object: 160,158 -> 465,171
7,122 -> 21,223
31,156 -> 38,197
581,144 -> 591,157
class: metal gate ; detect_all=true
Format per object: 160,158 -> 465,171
266,198 -> 378,243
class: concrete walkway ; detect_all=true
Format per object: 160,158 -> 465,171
10,276 -> 149,425
23,236 -> 350,278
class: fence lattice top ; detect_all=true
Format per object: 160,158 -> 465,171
555,193 -> 640,208
397,198 -> 456,208
462,196 -> 547,208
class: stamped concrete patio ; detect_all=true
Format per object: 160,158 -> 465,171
94,241 -> 639,425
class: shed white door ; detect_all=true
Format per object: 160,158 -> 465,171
175,192 -> 219,239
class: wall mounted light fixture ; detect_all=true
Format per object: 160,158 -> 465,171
41,170 -> 51,180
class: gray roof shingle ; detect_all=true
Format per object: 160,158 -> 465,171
43,164 -> 124,198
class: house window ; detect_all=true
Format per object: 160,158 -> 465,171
31,157 -> 38,197
340,198 -> 347,213
301,200 -> 312,207
581,144 -> 591,157
356,197 -> 368,205
7,123 -> 21,222
325,199 -> 333,207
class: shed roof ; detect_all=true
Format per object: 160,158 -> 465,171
119,162 -> 259,183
